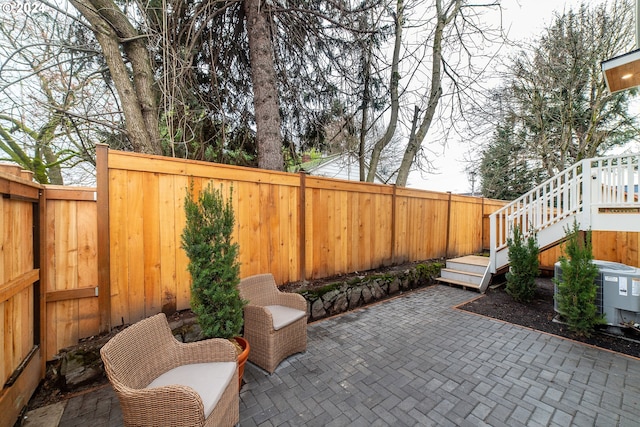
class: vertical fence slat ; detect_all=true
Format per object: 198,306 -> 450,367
127,172 -> 145,323
77,238 -> 98,339
158,174 -> 178,314
142,173 -> 161,317
0,299 -> 5,386
110,169 -> 128,326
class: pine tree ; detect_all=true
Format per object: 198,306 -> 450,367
480,117 -> 537,200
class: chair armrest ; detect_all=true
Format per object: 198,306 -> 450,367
117,384 -> 207,426
244,304 -> 274,326
168,337 -> 237,364
244,300 -> 308,331
273,292 -> 308,312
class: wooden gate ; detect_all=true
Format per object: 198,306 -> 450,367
0,167 -> 43,427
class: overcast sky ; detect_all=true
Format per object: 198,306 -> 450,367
409,0 -> 613,194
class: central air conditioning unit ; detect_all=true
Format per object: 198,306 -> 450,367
554,260 -> 640,330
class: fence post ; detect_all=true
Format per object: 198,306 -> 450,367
478,197 -> 483,253
445,191 -> 452,258
299,172 -> 306,282
96,144 -> 111,333
391,185 -> 397,264
37,188 -> 46,377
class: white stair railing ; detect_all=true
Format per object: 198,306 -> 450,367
590,154 -> 640,206
488,153 -> 640,276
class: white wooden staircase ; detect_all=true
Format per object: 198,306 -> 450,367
440,154 -> 640,292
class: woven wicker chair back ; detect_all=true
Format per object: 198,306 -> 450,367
238,273 -> 281,306
100,313 -> 177,389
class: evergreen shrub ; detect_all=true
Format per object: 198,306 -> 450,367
506,225 -> 539,303
181,182 -> 246,339
553,221 -> 604,337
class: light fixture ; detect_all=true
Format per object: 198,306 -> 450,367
602,48 -> 640,93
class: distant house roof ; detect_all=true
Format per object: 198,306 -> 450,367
290,153 -> 386,183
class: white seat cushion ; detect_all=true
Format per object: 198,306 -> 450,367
265,305 -> 307,330
146,362 -> 236,418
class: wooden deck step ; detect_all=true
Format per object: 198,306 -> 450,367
437,255 -> 489,292
446,255 -> 489,273
436,276 -> 482,291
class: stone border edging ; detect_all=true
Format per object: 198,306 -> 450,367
300,262 -> 443,322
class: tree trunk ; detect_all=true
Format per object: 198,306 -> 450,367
359,98 -> 369,181
38,116 -> 64,184
395,0 -> 459,187
244,0 -> 284,171
359,36 -> 372,181
70,0 -> 162,155
366,0 -> 403,182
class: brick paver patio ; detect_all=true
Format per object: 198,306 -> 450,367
52,285 -> 640,426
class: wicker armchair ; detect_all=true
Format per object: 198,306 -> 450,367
100,313 -> 239,427
238,273 -> 308,373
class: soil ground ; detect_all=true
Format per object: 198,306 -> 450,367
458,275 -> 640,359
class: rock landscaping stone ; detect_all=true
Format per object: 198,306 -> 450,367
47,313 -> 205,394
298,261 -> 443,322
173,321 -> 204,343
60,352 -> 103,389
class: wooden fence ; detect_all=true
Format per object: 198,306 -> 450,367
0,167 -> 42,427
539,231 -> 640,272
96,146 -> 506,331
4,146 -> 640,422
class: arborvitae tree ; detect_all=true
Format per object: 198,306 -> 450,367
181,182 -> 245,339
506,225 -> 539,303
554,221 -> 604,337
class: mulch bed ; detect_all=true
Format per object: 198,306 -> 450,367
458,276 -> 640,359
